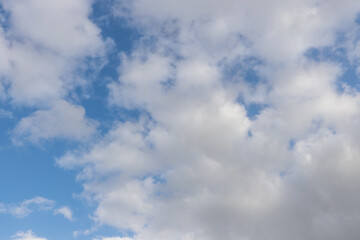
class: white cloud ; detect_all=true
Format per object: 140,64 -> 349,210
73,226 -> 97,238
54,206 -> 73,221
94,237 -> 134,240
1,197 -> 55,218
13,100 -> 97,143
52,0 -> 360,239
2,0 -> 103,56
0,0 -> 107,146
12,230 -> 47,240
0,0 -> 106,106
114,0 -> 360,64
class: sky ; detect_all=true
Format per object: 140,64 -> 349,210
1,0 -> 360,239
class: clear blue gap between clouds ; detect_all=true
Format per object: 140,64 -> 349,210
76,0 -> 142,135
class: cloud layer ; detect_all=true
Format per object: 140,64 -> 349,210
2,0 -> 360,239
56,0 -> 360,240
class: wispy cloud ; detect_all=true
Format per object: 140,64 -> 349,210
12,230 -> 47,240
0,197 -> 55,218
0,109 -> 13,118
54,206 -> 74,221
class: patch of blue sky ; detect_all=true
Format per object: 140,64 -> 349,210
287,138 -> 296,151
0,203 -> 114,240
0,92 -> 94,238
0,113 -> 14,147
0,147 -> 85,239
304,44 -> 360,92
222,56 -> 264,86
71,0 -> 144,135
222,56 -> 270,119
91,0 -> 140,55
0,210 -> 74,240
237,95 -> 269,120
0,142 -> 127,240
338,66 -> 360,92
304,46 -> 347,63
355,12 -> 360,25
245,102 -> 269,120
223,54 -> 269,119
0,147 -> 77,201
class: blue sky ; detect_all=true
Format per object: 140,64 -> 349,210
1,0 -> 360,240
0,1 -> 137,239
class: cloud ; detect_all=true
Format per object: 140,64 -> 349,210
13,100 -> 97,144
0,0 -> 353,239
114,0 -> 360,64
56,0 -> 360,240
12,230 -> 47,240
0,109 -> 13,118
0,0 -> 107,106
2,0 -> 103,56
73,226 -> 98,238
94,237 -> 134,240
0,203 -> 6,213
0,0 -> 107,147
54,206 -> 73,221
0,197 -> 55,218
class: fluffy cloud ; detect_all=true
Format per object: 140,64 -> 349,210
2,0 -> 103,56
0,0 -> 106,106
13,100 -> 97,143
115,0 -> 360,64
12,230 -> 47,240
0,0 -> 108,144
53,0 -> 360,239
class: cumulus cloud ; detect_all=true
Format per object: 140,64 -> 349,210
54,206 -> 73,221
12,230 -> 47,240
0,0 -> 106,106
1,0 -> 103,56
0,0 -> 108,146
52,0 -> 360,239
0,197 -> 55,218
13,100 -> 97,143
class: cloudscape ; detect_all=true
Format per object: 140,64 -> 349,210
1,0 -> 360,239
